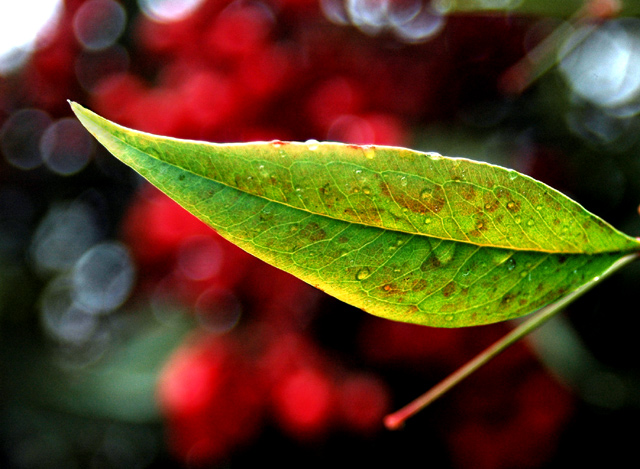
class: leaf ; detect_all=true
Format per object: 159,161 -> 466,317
70,102 -> 640,327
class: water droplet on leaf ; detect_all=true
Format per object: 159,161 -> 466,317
364,147 -> 375,159
356,268 -> 371,280
306,139 -> 319,151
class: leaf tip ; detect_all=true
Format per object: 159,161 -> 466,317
68,100 -> 86,118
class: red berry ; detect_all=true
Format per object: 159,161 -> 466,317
157,334 -> 266,464
206,3 -> 274,59
337,373 -> 390,434
271,367 -> 335,439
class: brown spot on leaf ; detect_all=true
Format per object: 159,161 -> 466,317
483,198 -> 500,213
310,229 -> 326,242
442,281 -> 456,297
379,182 -> 392,199
343,208 -> 357,218
420,254 -> 441,272
383,185 -> 426,215
500,293 -> 516,308
357,208 -> 383,224
424,185 -> 446,214
412,279 -> 428,292
459,183 -> 476,201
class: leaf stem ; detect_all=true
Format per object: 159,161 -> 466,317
384,252 -> 639,430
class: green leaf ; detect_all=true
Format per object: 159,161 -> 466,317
70,102 -> 640,327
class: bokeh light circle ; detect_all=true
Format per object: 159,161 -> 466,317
138,0 -> 206,23
0,108 -> 52,170
560,19 -> 640,109
73,0 -> 127,51
30,201 -> 100,275
72,242 -> 135,315
40,118 -> 95,175
40,274 -> 98,344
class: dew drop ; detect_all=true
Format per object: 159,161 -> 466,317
506,257 -> 517,271
306,139 -> 319,151
356,268 -> 371,280
508,171 -> 518,181
420,188 -> 432,199
400,176 -> 408,187
364,146 -> 375,159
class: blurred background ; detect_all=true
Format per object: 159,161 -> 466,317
2,0 -> 640,467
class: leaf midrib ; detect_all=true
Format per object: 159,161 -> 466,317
74,102 -> 638,256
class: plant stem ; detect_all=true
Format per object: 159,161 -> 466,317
442,0 -> 639,17
384,252 -> 639,430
